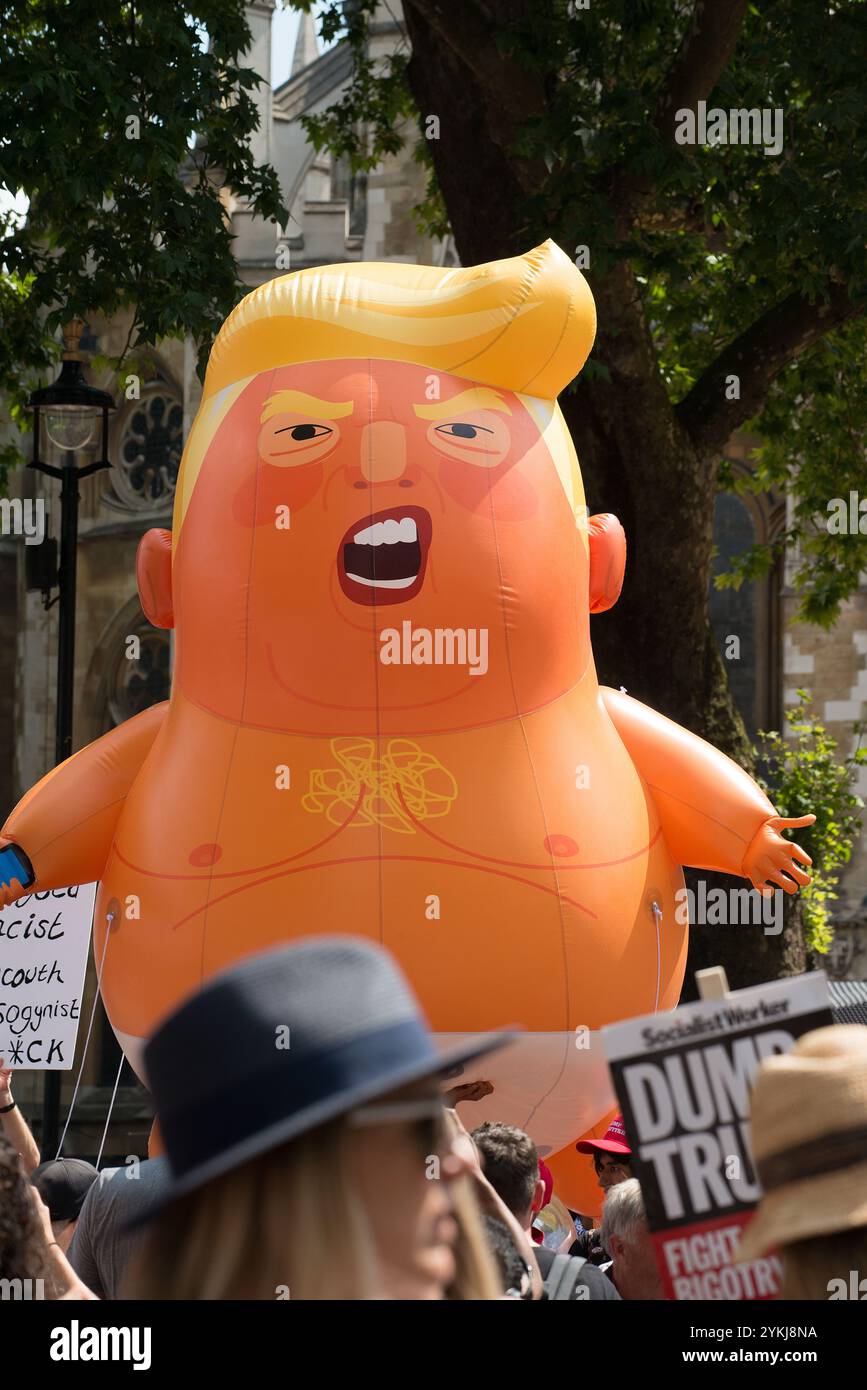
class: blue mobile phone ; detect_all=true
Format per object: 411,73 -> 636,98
0,844 -> 35,893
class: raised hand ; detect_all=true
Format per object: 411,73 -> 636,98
742,814 -> 815,895
443,1079 -> 494,1108
0,841 -> 34,908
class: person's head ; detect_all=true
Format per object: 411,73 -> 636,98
0,1134 -> 49,1289
142,242 -> 606,739
481,1215 -> 532,1298
575,1114 -> 633,1192
736,1024 -> 867,1298
31,1158 -> 98,1254
470,1122 -> 544,1229
128,937 -> 511,1300
593,1151 -> 634,1193
130,1078 -> 498,1300
599,1178 -> 662,1300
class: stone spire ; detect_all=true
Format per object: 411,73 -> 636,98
291,12 -> 319,76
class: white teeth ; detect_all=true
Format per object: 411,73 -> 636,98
345,573 -> 417,589
352,516 -> 418,546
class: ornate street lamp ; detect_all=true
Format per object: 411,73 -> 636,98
26,319 -> 115,1157
28,319 -> 115,763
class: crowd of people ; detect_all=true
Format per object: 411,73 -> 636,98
2,935 -> 866,1301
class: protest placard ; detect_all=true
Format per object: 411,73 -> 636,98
0,884 -> 96,1069
602,971 -> 833,1300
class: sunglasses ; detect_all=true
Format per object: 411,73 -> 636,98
348,1098 -> 449,1158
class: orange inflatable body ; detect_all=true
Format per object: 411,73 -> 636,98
1,242 -> 812,1178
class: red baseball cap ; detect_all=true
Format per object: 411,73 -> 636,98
575,1114 -> 632,1156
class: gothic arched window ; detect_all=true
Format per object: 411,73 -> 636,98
111,382 -> 183,511
709,483 -> 781,740
106,620 -> 172,727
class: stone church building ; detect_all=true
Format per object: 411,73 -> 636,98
0,1 -> 864,1156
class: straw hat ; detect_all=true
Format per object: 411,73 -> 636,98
736,1025 -> 867,1263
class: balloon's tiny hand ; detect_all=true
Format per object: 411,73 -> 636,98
0,878 -> 23,908
742,814 -> 816,895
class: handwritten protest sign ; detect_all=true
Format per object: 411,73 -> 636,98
0,884 -> 96,1069
602,971 -> 832,1300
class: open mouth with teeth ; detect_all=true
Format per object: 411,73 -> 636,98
338,505 -> 432,605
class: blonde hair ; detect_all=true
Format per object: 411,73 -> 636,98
203,239 -> 594,404
172,240 -> 594,543
126,1121 -> 379,1301
444,1175 -> 506,1300
125,1120 -> 503,1301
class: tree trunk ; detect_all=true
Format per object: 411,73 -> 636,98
402,8 -> 801,987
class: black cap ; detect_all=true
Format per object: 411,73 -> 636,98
31,1158 -> 98,1222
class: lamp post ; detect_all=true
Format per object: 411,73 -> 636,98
27,319 -> 115,1156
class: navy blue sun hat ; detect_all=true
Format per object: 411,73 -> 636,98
131,936 -> 515,1225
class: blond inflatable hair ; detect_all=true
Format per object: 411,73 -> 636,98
174,239 -> 594,539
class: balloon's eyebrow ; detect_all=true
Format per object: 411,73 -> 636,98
261,391 -> 354,423
412,389 -> 511,420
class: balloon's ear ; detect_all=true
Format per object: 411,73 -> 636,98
587,513 -> 626,613
137,529 -> 174,628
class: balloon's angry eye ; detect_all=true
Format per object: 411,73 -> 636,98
436,422 -> 489,440
258,417 -> 339,466
426,413 -> 510,467
338,505 -> 432,607
276,424 -> 332,442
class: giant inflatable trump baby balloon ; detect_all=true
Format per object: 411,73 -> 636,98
0,241 -> 813,1207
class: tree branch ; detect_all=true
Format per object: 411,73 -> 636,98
655,0 -> 750,146
676,281 -> 861,457
604,1 -> 749,234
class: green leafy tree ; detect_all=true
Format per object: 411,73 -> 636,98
0,0 -> 287,485
757,693 -> 865,955
301,0 -> 867,744
297,0 -> 867,985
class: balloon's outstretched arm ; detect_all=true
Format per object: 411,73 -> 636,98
0,700 -> 168,906
600,687 -> 814,893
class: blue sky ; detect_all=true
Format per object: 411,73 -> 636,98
272,3 -> 334,87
